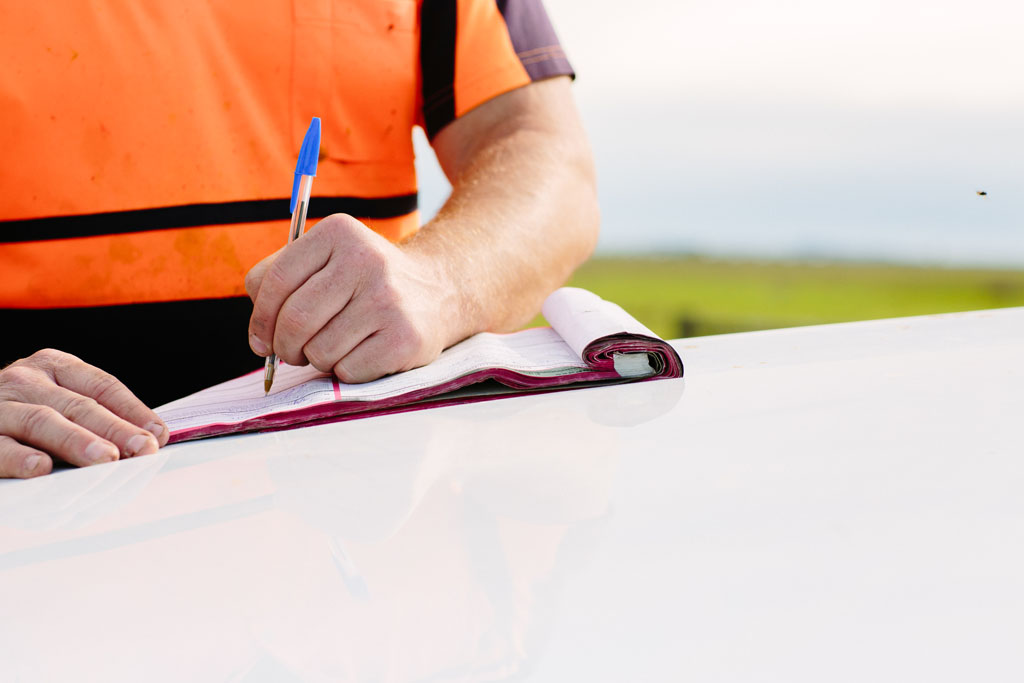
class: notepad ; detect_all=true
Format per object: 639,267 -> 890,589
156,287 -> 684,443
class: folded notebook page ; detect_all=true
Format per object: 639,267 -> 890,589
157,287 -> 684,443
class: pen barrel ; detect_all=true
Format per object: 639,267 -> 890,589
289,174 -> 314,242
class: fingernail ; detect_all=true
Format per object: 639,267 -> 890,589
250,335 -> 268,355
84,440 -> 118,464
24,454 -> 43,475
125,433 -> 156,457
145,422 -> 164,438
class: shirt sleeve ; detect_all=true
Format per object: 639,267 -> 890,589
420,0 -> 575,139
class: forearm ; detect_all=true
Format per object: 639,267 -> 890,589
402,78 -> 599,345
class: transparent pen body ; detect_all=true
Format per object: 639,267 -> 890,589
264,173 -> 315,393
289,174 -> 314,241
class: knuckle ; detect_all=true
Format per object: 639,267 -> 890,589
275,337 -> 305,367
32,348 -> 65,363
308,356 -> 333,374
365,244 -> 389,271
332,359 -> 358,384
402,321 -> 427,351
273,329 -> 300,360
244,270 -> 260,297
317,215 -> 344,236
55,427 -> 82,459
88,372 -> 124,405
279,348 -> 306,367
349,243 -> 386,276
278,304 -> 309,333
94,423 -> 122,447
264,263 -> 291,291
391,324 -> 425,362
318,213 -> 357,238
312,219 -> 340,247
303,344 -> 331,374
63,394 -> 100,420
0,365 -> 37,392
370,280 -> 401,312
27,348 -> 71,370
22,404 -> 58,438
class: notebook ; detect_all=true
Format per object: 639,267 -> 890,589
157,287 -> 684,443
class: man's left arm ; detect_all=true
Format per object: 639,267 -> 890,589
246,76 -> 598,382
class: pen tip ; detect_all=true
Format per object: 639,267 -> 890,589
264,381 -> 272,395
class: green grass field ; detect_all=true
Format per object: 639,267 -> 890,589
544,256 -> 1024,339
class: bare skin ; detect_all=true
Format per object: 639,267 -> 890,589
0,350 -> 168,478
0,76 -> 597,478
245,76 -> 599,382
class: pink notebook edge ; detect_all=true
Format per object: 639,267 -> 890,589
167,336 -> 684,444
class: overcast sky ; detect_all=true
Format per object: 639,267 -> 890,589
416,0 -> 1024,265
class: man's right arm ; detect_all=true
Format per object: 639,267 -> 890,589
0,350 -> 169,478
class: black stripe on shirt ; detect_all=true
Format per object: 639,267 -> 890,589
0,194 -> 418,244
420,0 -> 458,139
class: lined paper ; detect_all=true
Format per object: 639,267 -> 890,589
157,327 -> 589,433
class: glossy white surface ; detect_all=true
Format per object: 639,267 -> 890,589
2,308 -> 1023,682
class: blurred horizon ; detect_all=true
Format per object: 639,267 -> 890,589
415,0 -> 1023,268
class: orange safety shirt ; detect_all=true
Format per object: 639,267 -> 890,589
0,0 -> 573,403
0,0 -> 573,309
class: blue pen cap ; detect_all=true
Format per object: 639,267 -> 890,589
291,117 -> 321,213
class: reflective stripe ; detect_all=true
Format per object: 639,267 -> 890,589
0,212 -> 420,308
0,196 -> 418,244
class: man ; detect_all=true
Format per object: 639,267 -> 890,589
0,1 -> 599,478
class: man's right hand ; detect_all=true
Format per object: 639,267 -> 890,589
0,350 -> 169,479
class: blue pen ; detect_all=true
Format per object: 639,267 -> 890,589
264,117 -> 321,395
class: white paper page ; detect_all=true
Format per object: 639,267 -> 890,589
157,327 -> 589,432
542,287 -> 660,360
156,364 -> 337,431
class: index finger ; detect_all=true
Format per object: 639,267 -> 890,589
47,354 -> 169,447
247,229 -> 332,356
243,246 -> 284,302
